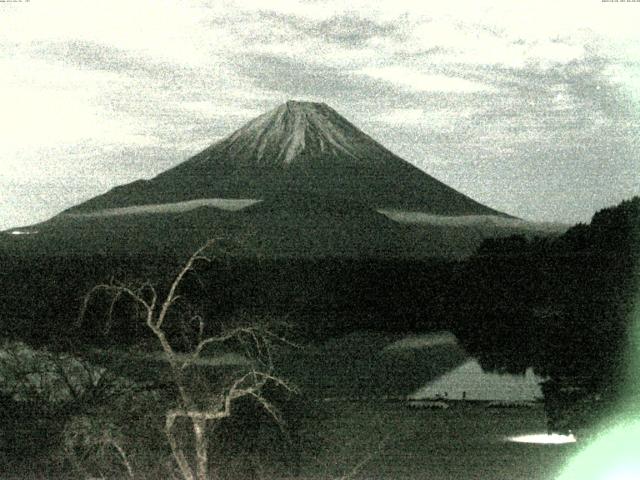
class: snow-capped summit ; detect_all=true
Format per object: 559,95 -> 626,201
215,100 -> 365,165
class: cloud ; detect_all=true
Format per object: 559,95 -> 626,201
29,40 -> 183,79
224,9 -> 406,47
0,143 -> 197,230
0,58 -> 156,154
297,12 -> 406,46
358,66 -> 495,93
373,108 -> 425,125
227,53 -> 405,105
6,37 -> 275,155
0,0 -> 213,65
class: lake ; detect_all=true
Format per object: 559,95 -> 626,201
295,400 -> 578,480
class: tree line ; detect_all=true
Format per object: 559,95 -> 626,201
455,196 -> 639,431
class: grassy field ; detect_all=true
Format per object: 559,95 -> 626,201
295,400 -> 577,480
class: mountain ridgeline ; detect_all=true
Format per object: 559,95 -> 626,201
2,101 -> 564,259
66,101 -> 505,216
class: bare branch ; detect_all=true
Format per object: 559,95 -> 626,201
105,289 -> 124,334
156,239 -> 217,330
78,282 -> 154,330
138,281 -> 158,312
165,413 -> 195,480
246,390 -> 283,425
196,315 -> 204,341
261,327 -> 301,349
192,418 -> 208,480
167,408 -> 230,422
184,324 -> 265,368
110,438 -> 134,479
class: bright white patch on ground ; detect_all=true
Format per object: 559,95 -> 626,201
384,331 -> 458,351
65,198 -> 262,218
8,229 -> 38,235
507,432 -> 577,444
385,332 -> 544,402
409,359 -> 544,401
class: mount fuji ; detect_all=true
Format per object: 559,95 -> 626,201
2,101 -> 564,258
66,101 -> 505,216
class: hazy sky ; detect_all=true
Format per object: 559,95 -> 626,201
1,0 -> 639,230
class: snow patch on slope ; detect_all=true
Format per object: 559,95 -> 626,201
217,101 -> 366,165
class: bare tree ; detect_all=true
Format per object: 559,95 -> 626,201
79,240 -> 296,480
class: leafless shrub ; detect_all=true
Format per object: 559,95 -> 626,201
79,240 -> 297,480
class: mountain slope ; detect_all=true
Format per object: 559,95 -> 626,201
1,101 -> 553,259
66,101 -> 507,217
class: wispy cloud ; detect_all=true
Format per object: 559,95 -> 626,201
358,66 -> 495,93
